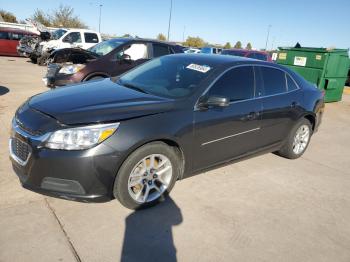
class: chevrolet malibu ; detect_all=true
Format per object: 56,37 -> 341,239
10,54 -> 324,209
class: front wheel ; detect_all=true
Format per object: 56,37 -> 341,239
277,118 -> 312,159
113,142 -> 181,209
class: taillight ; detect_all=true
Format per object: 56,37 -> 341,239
321,90 -> 325,97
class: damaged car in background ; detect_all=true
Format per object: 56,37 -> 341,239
43,38 -> 184,87
16,19 -> 53,63
17,19 -> 101,65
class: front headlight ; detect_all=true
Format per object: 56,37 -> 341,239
59,64 -> 85,75
45,123 -> 120,150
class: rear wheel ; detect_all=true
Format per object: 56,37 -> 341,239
113,142 -> 181,209
277,118 -> 312,159
86,75 -> 106,81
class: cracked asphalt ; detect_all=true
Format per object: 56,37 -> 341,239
1,56 -> 350,262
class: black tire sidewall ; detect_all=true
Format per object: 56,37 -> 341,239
282,118 -> 313,159
113,142 -> 181,209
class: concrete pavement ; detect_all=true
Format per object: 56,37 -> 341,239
1,56 -> 350,262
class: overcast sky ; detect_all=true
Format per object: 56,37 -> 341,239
1,0 -> 349,50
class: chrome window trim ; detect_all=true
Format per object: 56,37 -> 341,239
194,63 -> 301,111
201,127 -> 261,146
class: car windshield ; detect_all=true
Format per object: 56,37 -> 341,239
117,56 -> 216,98
88,39 -> 128,56
222,50 -> 246,56
51,29 -> 67,40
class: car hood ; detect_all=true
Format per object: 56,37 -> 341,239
28,79 -> 175,125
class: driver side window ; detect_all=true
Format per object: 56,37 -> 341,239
207,66 -> 255,102
116,43 -> 148,61
63,32 -> 82,43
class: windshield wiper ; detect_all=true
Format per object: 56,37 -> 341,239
118,80 -> 149,94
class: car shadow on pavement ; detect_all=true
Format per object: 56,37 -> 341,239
0,86 -> 9,96
121,196 -> 183,262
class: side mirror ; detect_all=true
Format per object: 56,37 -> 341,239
198,96 -> 230,109
121,53 -> 132,64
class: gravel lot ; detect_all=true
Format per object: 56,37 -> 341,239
1,56 -> 350,262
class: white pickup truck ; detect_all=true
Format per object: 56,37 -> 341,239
41,28 -> 102,52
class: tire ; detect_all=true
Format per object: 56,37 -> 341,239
86,76 -> 106,81
30,57 -> 37,64
113,142 -> 181,209
277,118 -> 313,159
37,53 -> 49,66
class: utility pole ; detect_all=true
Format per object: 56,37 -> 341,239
182,25 -> 186,42
264,24 -> 271,51
167,0 -> 173,41
99,4 -> 103,32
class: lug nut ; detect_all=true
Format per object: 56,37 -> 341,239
148,181 -> 152,185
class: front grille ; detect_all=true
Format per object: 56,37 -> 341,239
11,138 -> 31,163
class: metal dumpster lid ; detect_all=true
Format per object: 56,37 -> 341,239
278,46 -> 349,54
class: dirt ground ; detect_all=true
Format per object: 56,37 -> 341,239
1,56 -> 350,262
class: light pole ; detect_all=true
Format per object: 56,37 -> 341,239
98,4 -> 103,32
167,0 -> 173,41
182,25 -> 186,42
264,24 -> 271,51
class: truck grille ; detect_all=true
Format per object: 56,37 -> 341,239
10,138 -> 31,164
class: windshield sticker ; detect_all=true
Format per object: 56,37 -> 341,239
186,64 -> 211,73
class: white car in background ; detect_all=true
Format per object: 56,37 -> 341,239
41,28 -> 102,52
184,48 -> 201,54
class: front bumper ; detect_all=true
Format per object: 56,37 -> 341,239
9,121 -> 121,203
44,64 -> 81,87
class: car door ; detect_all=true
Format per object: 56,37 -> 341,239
61,32 -> 82,49
0,31 -> 11,55
255,65 -> 303,147
82,32 -> 99,49
151,43 -> 173,58
193,65 -> 263,171
109,42 -> 150,76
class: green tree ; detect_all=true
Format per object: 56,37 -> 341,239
50,5 -> 87,28
0,10 -> 18,23
157,33 -> 166,41
233,41 -> 242,49
31,9 -> 51,27
223,42 -> 231,49
184,36 -> 205,48
246,42 -> 252,50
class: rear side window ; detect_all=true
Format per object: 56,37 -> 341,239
0,32 -> 9,40
208,66 -> 255,102
260,67 -> 287,96
84,33 -> 99,43
153,44 -> 171,58
286,74 -> 299,91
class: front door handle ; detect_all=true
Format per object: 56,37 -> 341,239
242,112 -> 259,121
291,102 -> 298,108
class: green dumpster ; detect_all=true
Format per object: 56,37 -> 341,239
276,47 -> 350,102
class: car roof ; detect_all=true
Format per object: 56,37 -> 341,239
0,27 -> 38,35
223,48 -> 269,54
111,37 -> 183,47
165,53 -> 283,71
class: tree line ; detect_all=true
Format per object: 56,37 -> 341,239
1,7 -> 253,49
1,5 -> 87,28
